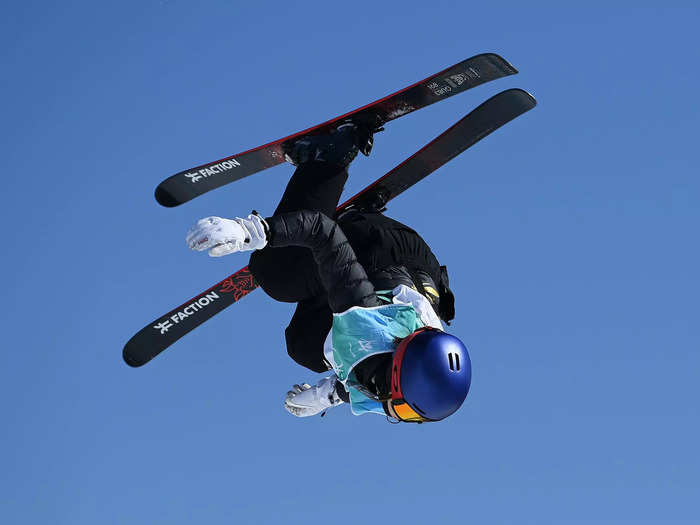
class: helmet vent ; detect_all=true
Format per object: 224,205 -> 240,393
448,353 -> 461,372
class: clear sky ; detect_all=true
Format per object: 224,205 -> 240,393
2,2 -> 698,524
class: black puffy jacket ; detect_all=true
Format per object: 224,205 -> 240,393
266,210 -> 382,312
264,210 -> 455,400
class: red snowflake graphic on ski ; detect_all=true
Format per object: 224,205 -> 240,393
218,267 -> 256,300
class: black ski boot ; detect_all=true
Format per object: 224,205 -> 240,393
282,121 -> 377,168
336,186 -> 390,218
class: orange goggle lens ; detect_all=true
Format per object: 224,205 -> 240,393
390,400 -> 427,423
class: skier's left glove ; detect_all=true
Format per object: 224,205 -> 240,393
186,213 -> 268,257
284,376 -> 345,418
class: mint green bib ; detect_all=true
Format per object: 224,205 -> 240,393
330,303 -> 425,415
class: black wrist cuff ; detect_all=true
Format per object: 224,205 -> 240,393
335,381 -> 350,403
251,210 -> 271,241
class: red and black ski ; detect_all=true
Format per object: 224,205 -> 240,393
124,89 -> 537,367
155,53 -> 517,207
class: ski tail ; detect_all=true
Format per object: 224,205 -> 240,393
124,88 -> 537,367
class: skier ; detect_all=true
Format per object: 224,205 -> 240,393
186,123 -> 471,423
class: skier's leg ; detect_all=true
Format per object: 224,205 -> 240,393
249,121 -> 368,303
249,162 -> 349,302
273,162 -> 349,217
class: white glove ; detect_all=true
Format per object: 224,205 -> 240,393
284,376 -> 345,418
186,214 -> 268,257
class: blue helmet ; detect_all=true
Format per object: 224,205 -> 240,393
390,328 -> 471,422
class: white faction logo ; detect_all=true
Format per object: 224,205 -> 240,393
185,159 -> 241,183
154,292 -> 220,334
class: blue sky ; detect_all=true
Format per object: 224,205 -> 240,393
2,2 -> 698,524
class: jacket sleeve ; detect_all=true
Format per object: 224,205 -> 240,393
265,210 -> 381,313
284,297 -> 333,373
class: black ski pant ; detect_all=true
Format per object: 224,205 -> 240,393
248,162 -> 444,372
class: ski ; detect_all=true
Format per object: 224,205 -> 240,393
124,88 -> 537,367
155,53 -> 517,207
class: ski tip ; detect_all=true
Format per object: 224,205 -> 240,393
491,87 -> 537,109
155,185 -> 181,208
480,52 -> 519,75
510,88 -> 537,107
123,344 -> 148,368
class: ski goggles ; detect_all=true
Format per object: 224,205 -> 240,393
388,327 -> 439,423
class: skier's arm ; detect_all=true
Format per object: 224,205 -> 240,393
265,210 -> 381,312
284,298 -> 333,373
187,210 -> 378,311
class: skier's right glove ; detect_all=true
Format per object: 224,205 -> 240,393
186,213 -> 268,257
284,376 -> 345,418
